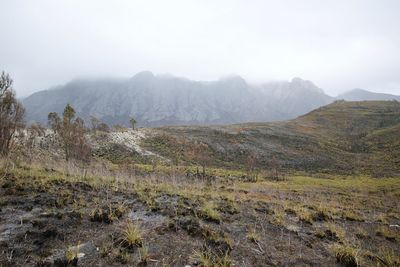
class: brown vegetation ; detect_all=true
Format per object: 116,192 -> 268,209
0,72 -> 25,156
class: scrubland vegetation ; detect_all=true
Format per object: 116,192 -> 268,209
0,72 -> 399,266
1,158 -> 399,266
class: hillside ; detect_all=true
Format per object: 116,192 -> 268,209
22,72 -> 334,126
139,101 -> 400,176
20,100 -> 399,175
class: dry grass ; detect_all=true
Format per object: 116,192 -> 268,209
332,243 -> 360,267
246,228 -> 261,243
121,222 -> 143,248
200,202 -> 221,223
1,155 -> 399,266
377,247 -> 400,267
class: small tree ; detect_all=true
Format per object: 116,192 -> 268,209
0,71 -> 25,155
48,104 -> 91,162
60,104 -> 75,161
129,117 -> 137,130
63,104 -> 75,123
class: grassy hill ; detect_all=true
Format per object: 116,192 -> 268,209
141,100 -> 400,176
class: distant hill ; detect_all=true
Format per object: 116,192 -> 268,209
22,72 -> 333,126
337,88 -> 400,101
141,101 -> 400,175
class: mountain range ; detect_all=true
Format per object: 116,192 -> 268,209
22,71 -> 400,126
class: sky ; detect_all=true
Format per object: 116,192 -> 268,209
1,0 -> 400,97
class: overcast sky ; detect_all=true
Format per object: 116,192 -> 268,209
1,0 -> 400,97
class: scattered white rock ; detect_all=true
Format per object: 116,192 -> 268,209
92,129 -> 169,162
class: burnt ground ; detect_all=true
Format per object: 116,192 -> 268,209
0,166 -> 399,267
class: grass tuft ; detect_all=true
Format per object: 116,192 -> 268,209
121,222 -> 143,248
333,243 -> 360,267
139,245 -> 149,264
246,228 -> 261,243
201,202 -> 221,223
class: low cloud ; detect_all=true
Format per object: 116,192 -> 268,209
1,0 -> 400,96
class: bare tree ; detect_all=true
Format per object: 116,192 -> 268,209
269,156 -> 281,180
0,72 -> 25,155
186,141 -> 210,177
90,116 -> 110,132
48,112 -> 61,133
71,117 -> 91,162
246,152 -> 259,182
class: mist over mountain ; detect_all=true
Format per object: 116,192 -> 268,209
337,88 -> 400,101
22,72 -> 399,127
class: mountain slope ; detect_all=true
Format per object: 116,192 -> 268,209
337,88 -> 400,101
23,72 -> 333,126
258,77 -> 333,116
140,101 -> 400,175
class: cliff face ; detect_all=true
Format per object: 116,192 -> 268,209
23,72 -> 334,126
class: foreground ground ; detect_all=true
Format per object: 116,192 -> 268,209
0,160 -> 399,266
